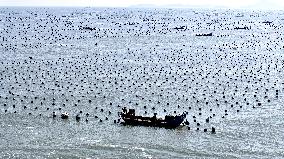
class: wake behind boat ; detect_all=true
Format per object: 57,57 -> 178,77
120,108 -> 187,129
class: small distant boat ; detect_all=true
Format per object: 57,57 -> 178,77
196,33 -> 213,36
173,26 -> 186,30
262,21 -> 272,24
234,26 -> 249,30
61,112 -> 69,119
80,26 -> 96,31
235,15 -> 244,17
120,108 -> 186,129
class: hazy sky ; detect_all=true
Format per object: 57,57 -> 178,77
1,0 -> 284,9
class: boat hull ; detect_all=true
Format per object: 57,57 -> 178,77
121,113 -> 186,129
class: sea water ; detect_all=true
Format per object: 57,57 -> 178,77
0,7 -> 284,158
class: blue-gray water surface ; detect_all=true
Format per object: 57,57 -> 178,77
0,7 -> 284,158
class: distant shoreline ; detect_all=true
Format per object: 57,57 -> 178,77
0,5 -> 282,11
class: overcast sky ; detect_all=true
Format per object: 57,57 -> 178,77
0,0 -> 283,9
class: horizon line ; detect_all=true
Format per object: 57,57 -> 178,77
0,5 -> 282,11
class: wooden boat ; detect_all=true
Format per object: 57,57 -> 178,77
234,26 -> 249,30
262,21 -> 272,24
196,33 -> 212,36
173,26 -> 186,30
120,108 -> 186,129
61,112 -> 69,119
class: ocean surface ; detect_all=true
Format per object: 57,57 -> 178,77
0,7 -> 284,158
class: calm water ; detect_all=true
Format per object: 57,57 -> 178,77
0,7 -> 284,158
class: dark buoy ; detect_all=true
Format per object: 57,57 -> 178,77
76,114 -> 80,121
211,127 -> 216,133
184,120 -> 189,125
206,118 -> 209,123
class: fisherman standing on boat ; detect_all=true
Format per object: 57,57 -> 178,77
151,113 -> 157,124
122,107 -> 127,114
